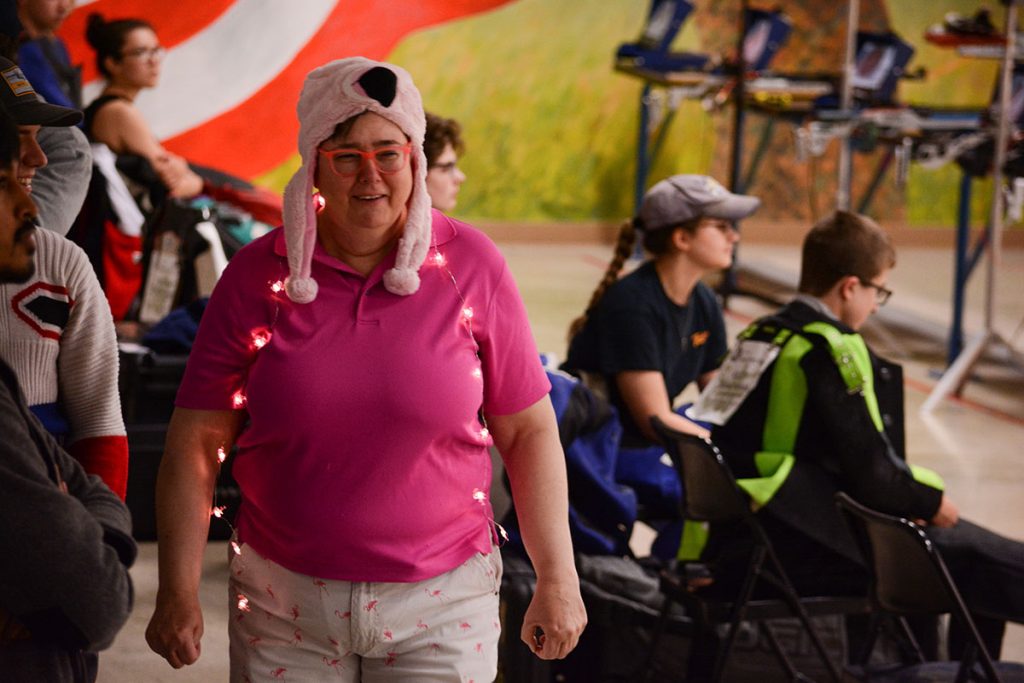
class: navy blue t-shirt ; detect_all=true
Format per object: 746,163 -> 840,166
563,261 -> 727,445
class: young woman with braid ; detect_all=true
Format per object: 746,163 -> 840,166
561,175 -> 760,533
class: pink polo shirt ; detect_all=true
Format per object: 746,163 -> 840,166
176,211 -> 550,582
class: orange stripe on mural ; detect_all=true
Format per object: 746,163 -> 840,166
59,0 -> 236,84
161,0 -> 515,180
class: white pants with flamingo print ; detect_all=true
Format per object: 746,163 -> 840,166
227,540 -> 502,683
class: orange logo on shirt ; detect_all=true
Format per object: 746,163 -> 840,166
690,331 -> 709,348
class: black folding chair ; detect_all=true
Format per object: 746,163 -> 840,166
835,492 -> 1024,682
640,417 -> 869,682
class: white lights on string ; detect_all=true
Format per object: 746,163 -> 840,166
211,445 -> 239,547
211,277 -> 285,546
425,244 -> 495,505
250,328 -> 272,350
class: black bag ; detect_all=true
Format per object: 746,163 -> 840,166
136,199 -> 247,325
500,552 -> 852,682
501,371 -> 638,557
119,347 -> 241,541
499,553 -> 691,682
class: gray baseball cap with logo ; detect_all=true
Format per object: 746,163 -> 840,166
637,174 -> 761,231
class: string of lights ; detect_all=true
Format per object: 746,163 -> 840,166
214,235 -> 506,619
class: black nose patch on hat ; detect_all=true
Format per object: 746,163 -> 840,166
357,67 -> 397,107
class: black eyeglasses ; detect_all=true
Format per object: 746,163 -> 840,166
857,277 -> 893,306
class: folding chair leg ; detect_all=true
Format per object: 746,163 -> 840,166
764,547 -> 843,683
977,652 -> 1003,683
711,546 -> 769,683
685,627 -> 721,683
759,620 -> 801,681
845,613 -> 881,667
953,646 -> 973,683
638,595 -> 675,683
954,641 -> 1003,683
788,606 -> 842,683
893,616 -> 926,663
955,621 -> 1002,683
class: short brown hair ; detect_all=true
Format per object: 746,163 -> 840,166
798,211 -> 896,296
424,112 -> 464,167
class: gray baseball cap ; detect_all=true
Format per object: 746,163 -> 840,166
638,174 -> 760,231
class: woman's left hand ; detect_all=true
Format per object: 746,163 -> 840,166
520,574 -> 587,660
488,396 -> 588,658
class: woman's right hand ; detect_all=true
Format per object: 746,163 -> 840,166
145,590 -> 204,668
146,409 -> 244,668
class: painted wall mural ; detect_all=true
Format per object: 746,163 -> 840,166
61,0 -> 514,188
59,0 -> 1004,228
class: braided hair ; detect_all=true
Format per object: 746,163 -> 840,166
566,216 -> 701,341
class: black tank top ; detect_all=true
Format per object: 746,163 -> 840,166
82,93 -> 129,141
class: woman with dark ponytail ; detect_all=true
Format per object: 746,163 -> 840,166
83,13 -> 203,198
562,175 -> 760,540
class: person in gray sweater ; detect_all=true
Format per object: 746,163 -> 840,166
0,105 -> 135,682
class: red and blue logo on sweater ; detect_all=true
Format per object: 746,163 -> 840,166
11,282 -> 73,341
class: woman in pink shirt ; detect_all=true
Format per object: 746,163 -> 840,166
144,57 -> 586,681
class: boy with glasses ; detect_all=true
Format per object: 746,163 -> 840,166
689,210 -> 1024,660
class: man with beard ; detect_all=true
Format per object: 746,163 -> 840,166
0,105 -> 135,683
0,54 -> 128,499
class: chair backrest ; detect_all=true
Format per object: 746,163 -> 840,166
650,416 -> 750,523
834,493 -> 959,617
835,493 -> 1006,682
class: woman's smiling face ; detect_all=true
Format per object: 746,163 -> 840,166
315,113 -> 414,240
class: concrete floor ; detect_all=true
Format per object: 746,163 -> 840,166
98,238 -> 1024,681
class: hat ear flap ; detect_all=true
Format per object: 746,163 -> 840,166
283,157 -> 319,303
